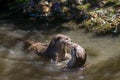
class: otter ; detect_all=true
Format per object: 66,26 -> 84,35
24,34 -> 86,69
67,43 -> 86,68
62,40 -> 86,69
24,34 -> 72,62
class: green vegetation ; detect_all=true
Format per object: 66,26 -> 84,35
80,0 -> 120,35
6,0 -> 120,35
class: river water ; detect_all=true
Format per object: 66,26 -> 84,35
0,19 -> 120,80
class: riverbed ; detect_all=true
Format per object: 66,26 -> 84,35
0,19 -> 120,80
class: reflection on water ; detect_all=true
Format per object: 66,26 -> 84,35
0,22 -> 120,80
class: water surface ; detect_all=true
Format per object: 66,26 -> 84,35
0,21 -> 120,80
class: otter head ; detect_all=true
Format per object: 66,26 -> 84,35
62,41 -> 87,69
46,34 -> 72,62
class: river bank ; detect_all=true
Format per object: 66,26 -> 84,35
0,0 -> 120,36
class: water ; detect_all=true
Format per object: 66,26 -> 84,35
0,20 -> 120,80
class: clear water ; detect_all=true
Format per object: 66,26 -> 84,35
0,20 -> 120,80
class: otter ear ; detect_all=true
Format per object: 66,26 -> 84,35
53,37 -> 62,45
55,37 -> 61,42
49,37 -> 61,46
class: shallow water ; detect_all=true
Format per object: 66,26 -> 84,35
0,21 -> 120,80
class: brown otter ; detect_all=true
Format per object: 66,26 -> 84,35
62,41 -> 87,69
24,34 -> 72,62
24,34 -> 86,69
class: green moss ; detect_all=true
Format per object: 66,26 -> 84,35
76,3 -> 90,10
92,22 -> 112,34
83,20 -> 93,31
114,1 -> 120,7
111,20 -> 119,26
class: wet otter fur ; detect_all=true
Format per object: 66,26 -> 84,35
62,41 -> 87,69
24,34 -> 86,69
24,34 -> 72,62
